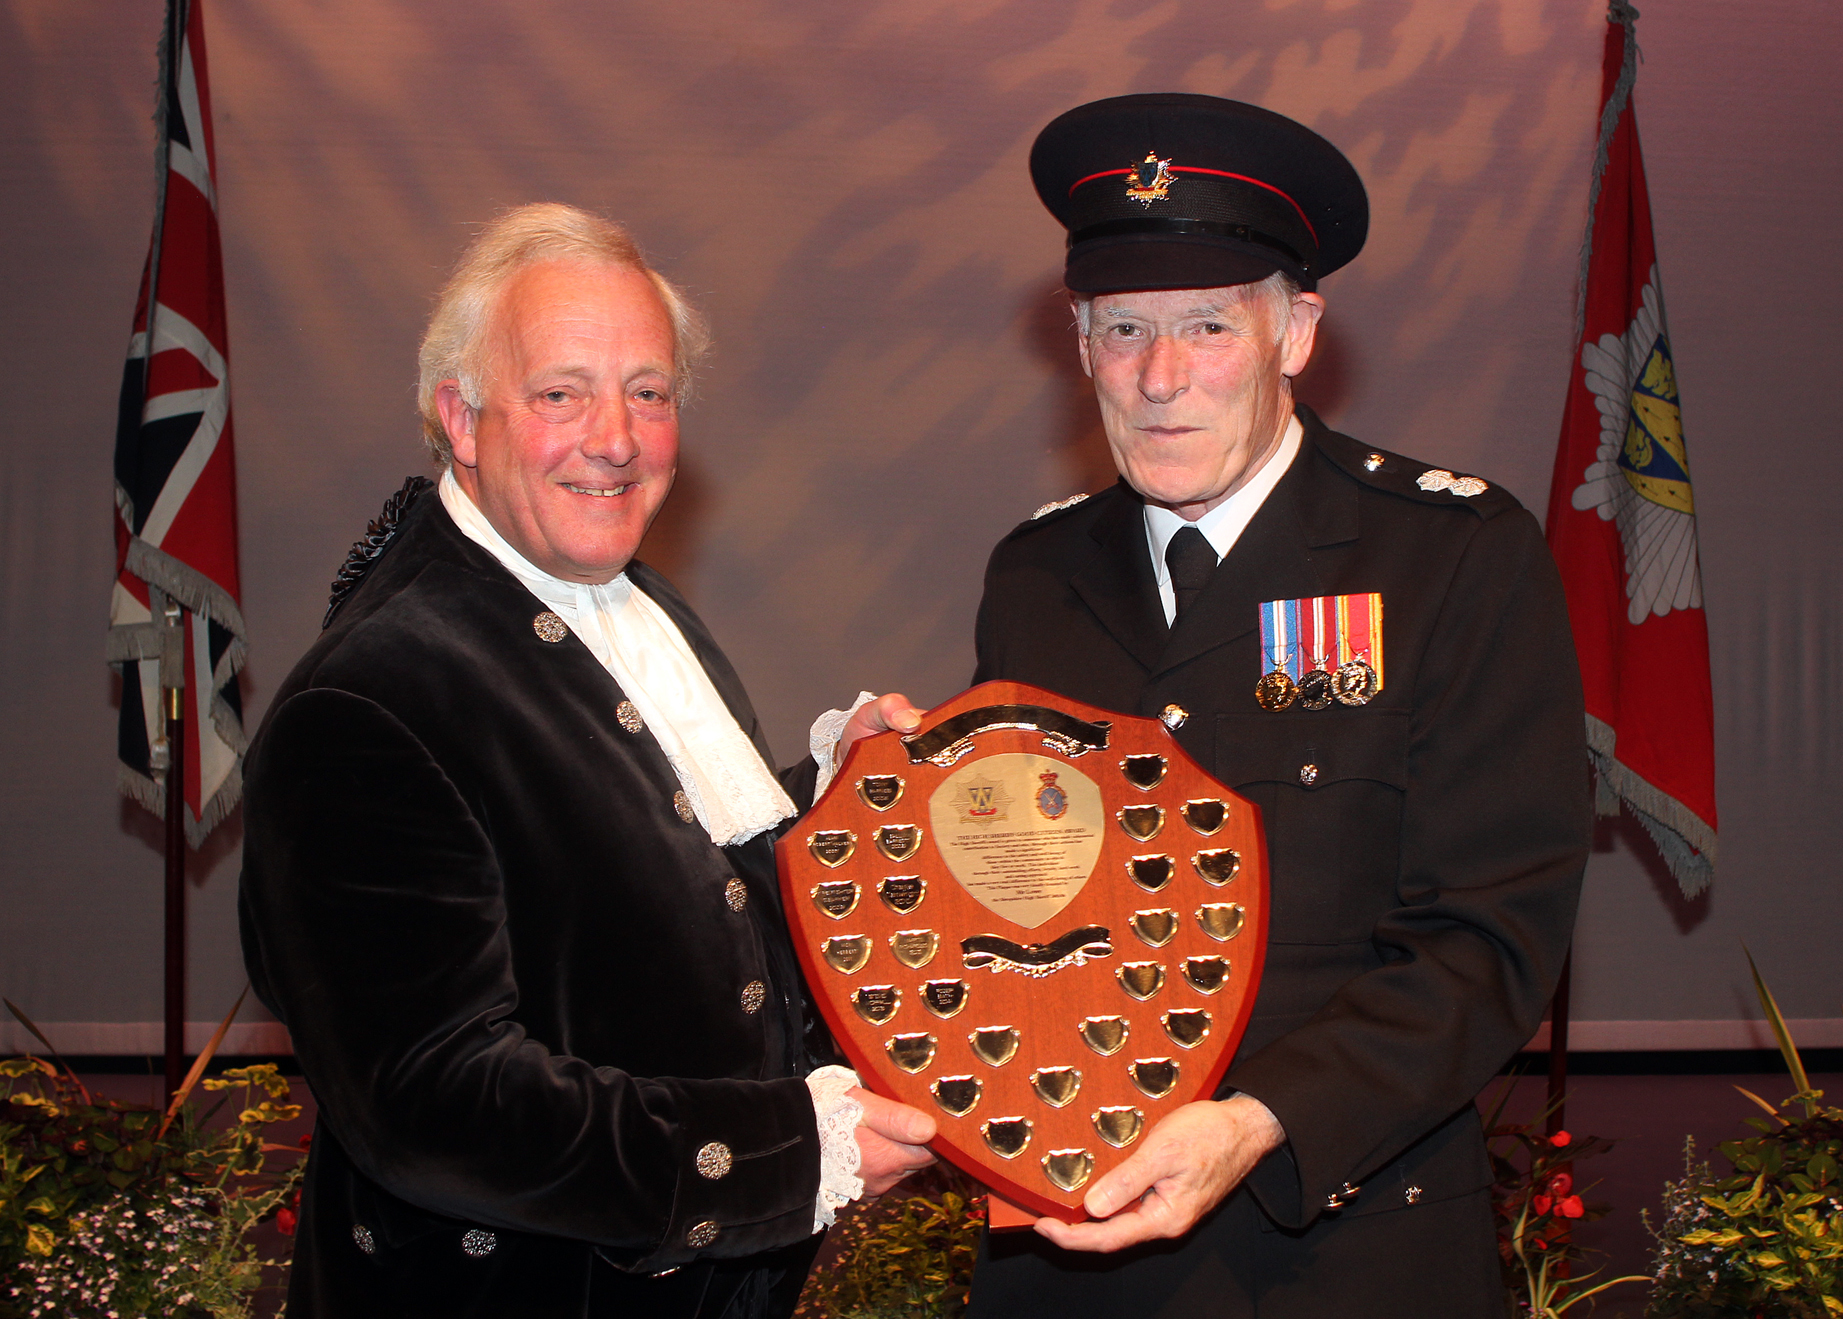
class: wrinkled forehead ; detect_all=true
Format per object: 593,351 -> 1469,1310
1081,282 -> 1274,324
484,259 -> 674,368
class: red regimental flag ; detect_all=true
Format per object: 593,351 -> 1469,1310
1544,2 -> 1715,893
108,0 -> 246,844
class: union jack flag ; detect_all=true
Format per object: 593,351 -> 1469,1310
107,0 -> 245,845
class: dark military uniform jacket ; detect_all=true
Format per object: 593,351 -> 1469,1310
240,485 -> 827,1319
967,405 -> 1588,1317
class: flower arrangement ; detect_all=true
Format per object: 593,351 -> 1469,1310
1643,957 -> 1841,1318
0,1000 -> 305,1319
796,1165 -> 985,1319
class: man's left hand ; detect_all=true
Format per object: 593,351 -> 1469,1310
1032,1095 -> 1284,1253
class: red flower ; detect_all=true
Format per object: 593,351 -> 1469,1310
1533,1195 -> 1552,1215
299,1132 -> 314,1150
276,1207 -> 298,1236
1546,1172 -> 1573,1198
1557,1195 -> 1585,1219
1532,1237 -> 1549,1251
1549,1130 -> 1571,1147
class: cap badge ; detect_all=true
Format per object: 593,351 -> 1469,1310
1125,152 -> 1176,208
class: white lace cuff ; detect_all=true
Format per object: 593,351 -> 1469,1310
809,692 -> 877,801
806,1064 -> 865,1232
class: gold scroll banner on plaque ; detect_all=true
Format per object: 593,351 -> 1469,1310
777,680 -> 1270,1223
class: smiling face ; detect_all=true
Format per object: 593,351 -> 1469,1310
437,258 -> 679,583
1076,281 -> 1323,520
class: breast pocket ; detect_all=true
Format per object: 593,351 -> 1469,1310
1214,709 -> 1409,944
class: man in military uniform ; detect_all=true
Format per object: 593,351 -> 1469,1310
239,204 -> 933,1319
961,95 -> 1588,1316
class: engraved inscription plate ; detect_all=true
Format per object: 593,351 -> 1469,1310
1030,1067 -> 1082,1108
1197,903 -> 1245,941
1079,1016 -> 1129,1056
1120,754 -> 1167,790
809,830 -> 856,868
891,929 -> 940,969
887,1033 -> 937,1073
1183,957 -> 1229,994
811,882 -> 860,919
1127,854 -> 1174,892
857,775 -> 904,812
982,1117 -> 1033,1159
852,985 -> 901,1025
1181,799 -> 1227,835
878,876 -> 926,914
1093,1106 -> 1144,1148
822,936 -> 872,974
970,1026 -> 1020,1066
1043,1148 -> 1095,1192
928,753 -> 1104,929
875,824 -> 923,863
1193,849 -> 1241,885
931,1075 -> 981,1117
1162,1009 -> 1211,1048
1117,962 -> 1166,1001
1130,909 -> 1178,947
922,979 -> 968,1018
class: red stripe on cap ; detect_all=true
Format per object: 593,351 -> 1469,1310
1069,167 -> 1318,246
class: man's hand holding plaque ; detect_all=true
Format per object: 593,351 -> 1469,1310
782,681 -> 1269,1225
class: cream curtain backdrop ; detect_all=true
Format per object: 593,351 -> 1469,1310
2,0 -> 1838,1051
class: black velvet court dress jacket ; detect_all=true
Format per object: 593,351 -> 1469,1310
240,485 -> 829,1319
965,406 -> 1589,1319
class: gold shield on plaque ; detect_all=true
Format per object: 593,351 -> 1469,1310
810,882 -> 860,919
1127,854 -> 1174,892
1118,805 -> 1164,842
1042,1149 -> 1095,1192
1129,1058 -> 1179,1099
1183,956 -> 1229,994
1197,903 -> 1245,941
1030,1067 -> 1082,1108
1117,962 -> 1166,1001
852,985 -> 901,1026
1193,848 -> 1241,885
856,775 -> 904,812
981,1117 -> 1033,1159
890,929 -> 939,969
931,1075 -> 982,1117
878,876 -> 925,914
1130,909 -> 1178,947
808,830 -> 856,868
1162,1009 -> 1211,1048
822,936 -> 872,974
970,1026 -> 1020,1066
929,753 -> 1104,929
922,980 -> 968,1018
1093,1106 -> 1144,1148
1181,799 -> 1227,835
887,1033 -> 937,1073
1079,1016 -> 1129,1056
1120,754 -> 1167,790
874,825 -> 923,863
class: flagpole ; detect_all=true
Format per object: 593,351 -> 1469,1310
158,596 -> 188,1103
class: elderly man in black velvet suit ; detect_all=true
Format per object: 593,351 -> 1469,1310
952,96 -> 1590,1317
239,204 -> 934,1319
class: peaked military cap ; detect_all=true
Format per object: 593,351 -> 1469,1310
1030,93 -> 1368,293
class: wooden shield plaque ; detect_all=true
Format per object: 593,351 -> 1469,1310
778,681 -> 1269,1222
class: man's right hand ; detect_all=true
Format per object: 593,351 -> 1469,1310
852,1086 -> 936,1195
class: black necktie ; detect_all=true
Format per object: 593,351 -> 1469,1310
1165,525 -> 1218,625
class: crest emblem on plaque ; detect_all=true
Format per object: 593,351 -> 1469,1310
778,680 -> 1268,1224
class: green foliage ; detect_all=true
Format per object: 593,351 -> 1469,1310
798,1166 -> 985,1319
1,1057 -> 305,1318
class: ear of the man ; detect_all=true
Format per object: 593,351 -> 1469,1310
1071,299 -> 1095,378
435,380 -> 478,467
1281,293 -> 1325,379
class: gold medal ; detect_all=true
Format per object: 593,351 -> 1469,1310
1297,667 -> 1334,711
1254,670 -> 1297,711
1333,658 -> 1377,706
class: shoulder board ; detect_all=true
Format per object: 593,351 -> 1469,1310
324,475 -> 436,628
1315,428 -> 1519,517
1032,492 -> 1089,519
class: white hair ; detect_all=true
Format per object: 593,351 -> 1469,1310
416,203 -> 711,465
1073,269 -> 1302,345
